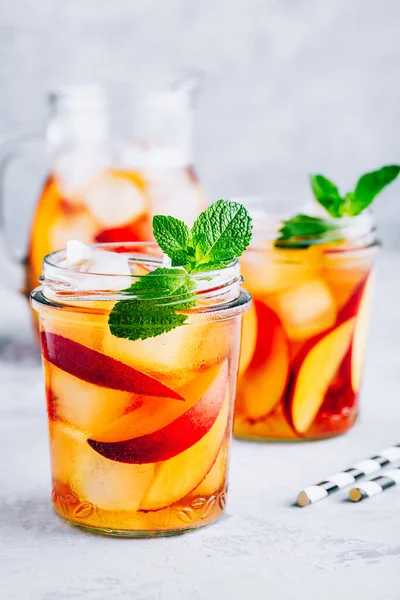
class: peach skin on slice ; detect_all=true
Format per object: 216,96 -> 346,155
351,275 -> 374,393
38,294 -> 112,353
236,301 -> 290,420
139,382 -> 231,511
287,317 -> 356,435
87,362 -> 229,464
101,318 -> 233,389
337,273 -> 371,323
45,360 -> 138,435
41,332 -> 183,400
90,361 -> 225,443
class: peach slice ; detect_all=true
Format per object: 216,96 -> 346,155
139,384 -> 231,511
234,403 -> 298,440
94,215 -> 152,244
351,275 -> 373,393
87,362 -> 228,464
193,439 -> 230,497
337,274 -> 370,323
236,301 -> 290,420
271,278 -> 337,340
287,318 -> 356,434
102,319 -> 233,389
45,360 -> 137,435
49,422 -> 154,511
42,332 -> 183,400
238,302 -> 257,378
89,361 -> 225,443
40,301 -> 111,353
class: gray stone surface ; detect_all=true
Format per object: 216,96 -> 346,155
1,252 -> 400,599
1,0 -> 400,251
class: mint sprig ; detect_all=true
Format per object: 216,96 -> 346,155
153,199 -> 252,273
109,200 -> 252,341
276,164 -> 400,248
310,164 -> 400,218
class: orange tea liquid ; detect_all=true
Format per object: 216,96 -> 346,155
235,242 -> 376,441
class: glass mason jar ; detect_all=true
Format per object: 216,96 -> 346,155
234,198 -> 379,441
0,78 -> 206,306
31,242 -> 250,537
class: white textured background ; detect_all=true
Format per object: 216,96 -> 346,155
0,0 -> 399,254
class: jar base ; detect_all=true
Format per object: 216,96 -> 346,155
234,428 -> 353,443
54,507 -> 221,538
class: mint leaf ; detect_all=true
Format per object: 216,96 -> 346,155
351,165 -> 400,216
275,214 -> 340,248
310,174 -> 342,218
310,165 -> 400,218
152,215 -> 194,268
191,199 -> 252,271
108,268 -> 195,341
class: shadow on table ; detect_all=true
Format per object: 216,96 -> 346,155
0,494 -> 75,538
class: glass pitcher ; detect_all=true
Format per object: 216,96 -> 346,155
0,77 -> 207,308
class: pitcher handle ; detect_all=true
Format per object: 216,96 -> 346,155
0,131 -> 43,288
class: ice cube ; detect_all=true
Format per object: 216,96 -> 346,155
47,361 -> 135,436
80,172 -> 147,227
145,167 -> 205,227
49,422 -> 155,511
102,318 -> 235,389
272,278 -> 337,340
66,239 -> 92,264
241,245 -> 321,296
54,148 -> 109,199
60,240 -> 132,291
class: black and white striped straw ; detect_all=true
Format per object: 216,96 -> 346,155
349,468 -> 400,502
296,443 -> 400,507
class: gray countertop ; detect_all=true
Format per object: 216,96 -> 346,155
1,252 -> 400,600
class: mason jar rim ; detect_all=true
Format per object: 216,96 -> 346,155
34,242 -> 244,312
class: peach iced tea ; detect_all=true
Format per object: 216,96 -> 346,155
235,234 -> 377,440
32,200 -> 252,536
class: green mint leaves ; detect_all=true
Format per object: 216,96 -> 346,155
310,164 -> 400,218
277,164 -> 400,248
190,200 -> 253,271
275,214 -> 340,248
310,175 -> 343,218
152,216 -> 194,268
108,268 -> 196,341
152,199 -> 252,272
351,165 -> 400,215
109,200 -> 252,341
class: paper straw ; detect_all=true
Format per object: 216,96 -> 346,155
296,444 -> 400,506
349,468 -> 400,502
